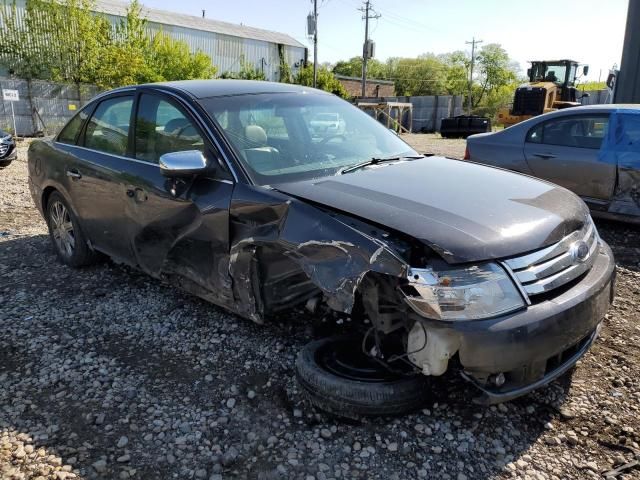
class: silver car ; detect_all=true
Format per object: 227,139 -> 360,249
465,104 -> 640,223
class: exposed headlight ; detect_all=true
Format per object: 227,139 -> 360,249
401,263 -> 525,321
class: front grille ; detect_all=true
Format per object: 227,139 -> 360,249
503,218 -> 599,298
0,143 -> 8,157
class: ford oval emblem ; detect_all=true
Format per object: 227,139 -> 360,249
570,241 -> 590,263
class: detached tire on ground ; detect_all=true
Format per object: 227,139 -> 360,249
296,336 -> 430,418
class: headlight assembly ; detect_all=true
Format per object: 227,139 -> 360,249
401,263 -> 525,321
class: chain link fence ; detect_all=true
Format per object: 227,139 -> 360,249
0,78 -> 103,136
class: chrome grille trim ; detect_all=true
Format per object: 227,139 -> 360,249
0,143 -> 8,157
503,218 -> 599,297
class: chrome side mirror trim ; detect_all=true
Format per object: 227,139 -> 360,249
159,150 -> 208,177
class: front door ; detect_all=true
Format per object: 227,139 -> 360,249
523,114 -> 615,203
119,92 -> 234,304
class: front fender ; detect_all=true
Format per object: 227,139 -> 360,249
228,184 -> 409,322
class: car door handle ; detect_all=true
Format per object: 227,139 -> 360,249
532,153 -> 557,159
66,169 -> 82,179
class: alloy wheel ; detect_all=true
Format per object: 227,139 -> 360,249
50,200 -> 75,258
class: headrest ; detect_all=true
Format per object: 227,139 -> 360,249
165,118 -> 189,134
245,125 -> 267,146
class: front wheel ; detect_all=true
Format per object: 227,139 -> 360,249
296,336 -> 430,418
45,192 -> 98,267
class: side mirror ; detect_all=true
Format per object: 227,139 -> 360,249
526,68 -> 532,78
580,93 -> 590,99
583,65 -> 589,76
159,150 -> 208,177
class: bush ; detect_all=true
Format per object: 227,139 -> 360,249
294,65 -> 348,98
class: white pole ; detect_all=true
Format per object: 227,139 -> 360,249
10,101 -> 17,138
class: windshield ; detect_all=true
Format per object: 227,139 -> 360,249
531,63 -> 573,85
200,93 -> 418,185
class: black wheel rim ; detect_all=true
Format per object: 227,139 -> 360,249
315,338 -> 412,383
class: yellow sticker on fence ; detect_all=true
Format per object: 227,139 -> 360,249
68,104 -> 77,111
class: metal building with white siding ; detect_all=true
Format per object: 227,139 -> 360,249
7,0 -> 308,82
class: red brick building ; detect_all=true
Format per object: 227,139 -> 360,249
335,75 -> 395,98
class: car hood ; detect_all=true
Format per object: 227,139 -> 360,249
272,157 -> 590,264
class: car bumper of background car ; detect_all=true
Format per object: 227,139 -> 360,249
447,241 -> 615,404
0,144 -> 17,165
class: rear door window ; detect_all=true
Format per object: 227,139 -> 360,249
84,96 -> 134,156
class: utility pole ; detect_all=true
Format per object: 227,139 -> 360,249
465,37 -> 482,115
313,0 -> 318,88
359,0 -> 380,97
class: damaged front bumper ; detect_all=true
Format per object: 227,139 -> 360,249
409,241 -> 615,404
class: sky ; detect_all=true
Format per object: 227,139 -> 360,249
141,0 -> 629,81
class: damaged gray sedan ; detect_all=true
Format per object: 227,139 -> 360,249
28,80 -> 615,416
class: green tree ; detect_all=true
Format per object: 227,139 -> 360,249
0,0 -> 110,83
278,44 -> 292,84
295,65 -> 348,98
473,43 -> 518,108
0,0 -> 45,79
219,56 -> 265,80
579,81 -> 607,91
0,0 -> 217,88
333,56 -> 389,79
393,55 -> 447,96
439,51 -> 469,95
149,32 -> 217,81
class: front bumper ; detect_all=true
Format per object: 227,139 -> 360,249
0,142 -> 16,164
445,241 -> 615,404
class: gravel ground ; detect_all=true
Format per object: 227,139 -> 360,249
1,137 -> 640,480
400,134 -> 467,159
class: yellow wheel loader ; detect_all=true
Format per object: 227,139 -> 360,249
498,59 -> 589,127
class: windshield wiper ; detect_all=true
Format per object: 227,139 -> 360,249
337,155 -> 424,175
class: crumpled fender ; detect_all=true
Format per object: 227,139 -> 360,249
228,183 -> 409,323
599,109 -> 640,217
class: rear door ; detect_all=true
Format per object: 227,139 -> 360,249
523,113 -> 614,202
118,91 -> 234,301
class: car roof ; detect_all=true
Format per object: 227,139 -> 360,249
520,104 -> 640,122
135,80 -> 330,99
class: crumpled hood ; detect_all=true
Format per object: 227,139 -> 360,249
273,157 -> 590,263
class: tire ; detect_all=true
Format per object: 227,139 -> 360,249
296,336 -> 430,418
45,191 -> 98,267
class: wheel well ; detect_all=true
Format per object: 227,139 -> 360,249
41,186 -> 57,212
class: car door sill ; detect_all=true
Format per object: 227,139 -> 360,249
582,196 -> 610,212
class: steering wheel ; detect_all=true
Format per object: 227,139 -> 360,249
320,134 -> 347,145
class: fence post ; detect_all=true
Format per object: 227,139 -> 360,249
27,78 -> 37,135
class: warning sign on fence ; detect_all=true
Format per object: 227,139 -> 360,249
2,89 -> 20,102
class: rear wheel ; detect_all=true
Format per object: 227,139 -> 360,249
296,336 -> 429,418
45,192 -> 98,267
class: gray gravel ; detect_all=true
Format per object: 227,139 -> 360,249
1,138 -> 640,479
